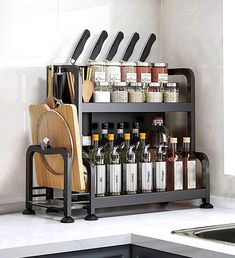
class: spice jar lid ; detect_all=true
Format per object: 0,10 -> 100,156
121,61 -> 137,67
149,82 -> 161,87
170,137 -> 178,143
130,82 -> 143,87
88,60 -> 106,66
183,137 -> 191,143
113,82 -> 129,87
136,61 -> 151,67
167,82 -> 177,87
152,62 -> 168,67
95,81 -> 110,86
105,61 -> 121,66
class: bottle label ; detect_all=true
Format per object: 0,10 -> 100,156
94,71 -> 105,82
188,160 -> 196,189
123,163 -> 137,193
174,161 -> 183,190
95,165 -> 106,196
110,72 -> 121,82
141,73 -> 151,83
155,161 -> 166,190
158,73 -> 168,83
107,164 -> 122,194
140,162 -> 153,191
126,72 -> 137,82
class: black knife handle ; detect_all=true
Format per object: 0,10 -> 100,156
70,29 -> 90,64
122,32 -> 140,61
139,33 -> 156,62
106,31 -> 124,61
89,30 -> 108,60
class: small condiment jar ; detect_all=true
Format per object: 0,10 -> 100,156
151,62 -> 168,83
163,83 -> 179,103
88,60 -> 106,83
105,61 -> 121,83
129,82 -> 144,103
146,82 -> 163,103
93,81 -> 111,103
111,82 -> 128,103
120,61 -> 137,82
136,61 -> 151,83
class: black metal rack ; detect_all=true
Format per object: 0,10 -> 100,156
23,66 -> 213,223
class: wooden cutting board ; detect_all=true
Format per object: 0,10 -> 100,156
29,103 -> 85,192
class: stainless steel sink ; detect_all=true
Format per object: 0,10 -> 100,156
172,223 -> 235,245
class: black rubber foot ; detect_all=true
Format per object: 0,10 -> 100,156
60,216 -> 74,223
159,202 -> 169,208
22,208 -> 35,215
84,214 -> 98,221
46,208 -> 59,213
200,202 -> 214,209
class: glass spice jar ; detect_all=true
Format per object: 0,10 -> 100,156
111,82 -> 128,103
121,61 -> 137,82
163,83 -> 179,102
88,60 -> 106,83
105,61 -> 121,83
136,61 -> 151,83
129,82 -> 144,103
151,62 -> 168,83
146,82 -> 163,102
93,81 -> 111,103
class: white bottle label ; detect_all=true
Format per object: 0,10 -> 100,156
158,73 -> 168,83
140,162 -> 153,191
110,72 -> 121,82
141,73 -> 151,83
95,165 -> 106,196
188,160 -> 196,189
174,161 -> 183,190
124,163 -> 137,192
155,161 -> 166,190
126,72 -> 137,82
107,164 -> 122,194
94,71 -> 105,82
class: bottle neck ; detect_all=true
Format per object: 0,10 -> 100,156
140,139 -> 145,148
108,140 -> 114,149
183,142 -> 190,152
125,139 -> 130,149
93,140 -> 99,148
170,143 -> 177,156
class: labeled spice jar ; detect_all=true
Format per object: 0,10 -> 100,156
121,61 -> 137,82
129,82 -> 144,102
93,81 -> 111,103
136,61 -> 151,83
111,82 -> 128,103
146,83 -> 163,102
151,62 -> 168,83
105,61 -> 121,83
163,83 -> 179,102
88,60 -> 106,83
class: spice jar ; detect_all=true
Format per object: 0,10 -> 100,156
88,60 -> 106,83
129,82 -> 144,103
93,81 -> 111,103
111,82 -> 128,103
146,83 -> 163,102
136,61 -> 151,83
105,61 -> 121,83
121,61 -> 137,82
163,83 -> 179,102
151,62 -> 168,83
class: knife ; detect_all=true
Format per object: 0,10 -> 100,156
106,31 -> 124,61
122,32 -> 140,61
139,33 -> 156,62
89,30 -> 108,60
70,29 -> 91,64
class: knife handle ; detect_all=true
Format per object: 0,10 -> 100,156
70,29 -> 90,64
106,31 -> 124,61
139,33 -> 156,62
122,32 -> 140,61
89,30 -> 108,60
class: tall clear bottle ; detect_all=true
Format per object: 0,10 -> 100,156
99,123 -> 109,148
182,137 -> 197,189
154,144 -> 167,191
166,138 -> 183,191
130,122 -> 140,147
94,147 -> 106,197
114,122 -> 125,148
88,134 -> 99,161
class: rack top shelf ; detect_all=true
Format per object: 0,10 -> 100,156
82,103 -> 192,113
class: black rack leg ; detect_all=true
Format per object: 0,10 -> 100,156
200,198 -> 213,209
46,188 -> 59,213
23,146 -> 35,215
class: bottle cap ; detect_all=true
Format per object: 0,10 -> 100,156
183,137 -> 191,143
108,134 -> 114,140
92,134 -> 99,141
102,123 -> 109,129
153,117 -> 163,123
170,137 -> 177,143
82,136 -> 91,146
124,133 -> 131,140
132,122 -> 139,129
140,133 -> 146,140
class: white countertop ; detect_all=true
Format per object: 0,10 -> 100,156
1,206 -> 235,257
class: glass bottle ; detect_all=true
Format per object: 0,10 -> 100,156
88,134 -> 99,161
104,134 -> 114,164
99,123 -> 109,148
94,147 -> 106,197
114,122 -> 125,148
181,137 -> 197,189
154,144 -> 167,191
166,138 -> 183,191
130,122 -> 140,147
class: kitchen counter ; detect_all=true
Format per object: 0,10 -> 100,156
1,206 -> 235,258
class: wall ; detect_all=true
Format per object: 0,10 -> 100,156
162,0 -> 235,198
0,0 -> 162,211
